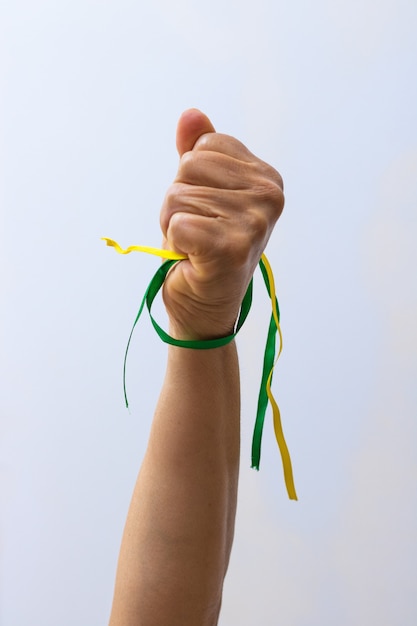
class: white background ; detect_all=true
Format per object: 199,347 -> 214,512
1,1 -> 416,624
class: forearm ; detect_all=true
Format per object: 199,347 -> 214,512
109,342 -> 240,626
108,107 -> 284,625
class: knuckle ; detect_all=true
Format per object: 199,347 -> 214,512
257,159 -> 284,190
177,151 -> 194,180
177,150 -> 206,183
167,210 -> 187,236
270,167 -> 284,191
221,234 -> 251,269
246,210 -> 270,242
193,133 -> 212,151
253,178 -> 285,218
160,182 -> 186,234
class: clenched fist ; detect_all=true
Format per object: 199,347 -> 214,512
160,109 -> 284,341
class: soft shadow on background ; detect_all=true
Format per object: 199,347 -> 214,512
1,1 -> 416,624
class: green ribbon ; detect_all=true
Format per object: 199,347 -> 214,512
251,257 -> 280,469
123,260 -> 253,405
123,258 -> 277,478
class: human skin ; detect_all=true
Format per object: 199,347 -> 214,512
108,109 -> 284,626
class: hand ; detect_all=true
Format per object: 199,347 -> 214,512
160,109 -> 284,341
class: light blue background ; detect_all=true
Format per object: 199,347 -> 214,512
1,1 -> 416,624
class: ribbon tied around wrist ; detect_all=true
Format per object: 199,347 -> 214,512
102,237 -> 297,500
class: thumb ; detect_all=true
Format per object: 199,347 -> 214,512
176,108 -> 216,156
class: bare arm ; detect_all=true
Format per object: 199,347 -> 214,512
109,109 -> 284,626
109,344 -> 240,625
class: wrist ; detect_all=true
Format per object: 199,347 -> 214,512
164,278 -> 253,345
167,315 -> 237,343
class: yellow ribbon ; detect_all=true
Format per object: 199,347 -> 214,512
102,238 -> 187,261
259,255 -> 297,500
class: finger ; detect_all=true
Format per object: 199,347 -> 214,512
193,134 -> 284,191
166,211 -> 238,262
192,132 -> 257,163
176,109 -> 216,156
160,179 -> 284,238
176,150 -> 270,190
166,212 -> 270,286
160,185 -> 238,237
161,183 -> 259,235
